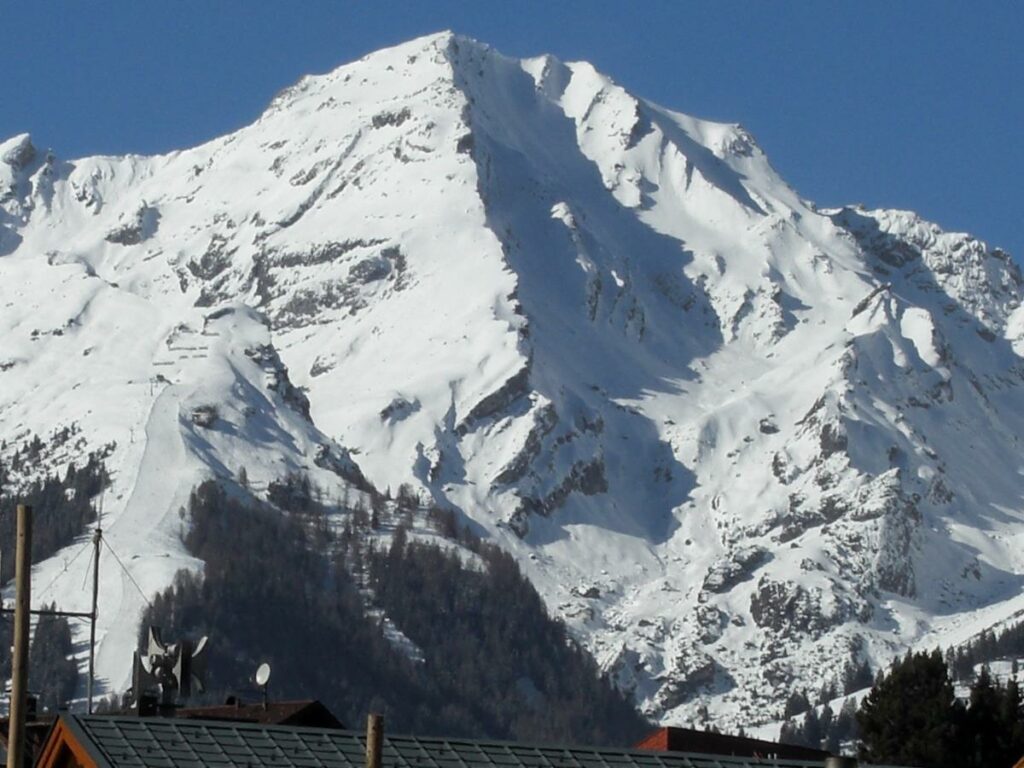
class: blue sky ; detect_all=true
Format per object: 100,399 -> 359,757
2,2 -> 1020,258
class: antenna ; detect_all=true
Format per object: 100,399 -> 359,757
87,488 -> 104,714
255,662 -> 271,710
128,626 -> 210,714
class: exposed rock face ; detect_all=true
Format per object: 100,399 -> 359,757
1,134 -> 36,171
244,343 -> 312,421
655,647 -> 719,711
1,33 -> 1023,732
750,578 -> 833,636
105,203 -> 160,246
508,455 -> 609,537
703,546 -> 770,593
458,362 -> 531,432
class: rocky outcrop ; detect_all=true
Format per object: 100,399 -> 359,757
493,402 -> 557,486
702,546 -> 770,593
459,361 -> 531,433
380,396 -> 421,423
188,233 -> 236,281
749,578 -> 835,637
654,647 -> 719,711
244,343 -> 311,421
105,203 -> 159,246
313,443 -> 372,493
508,456 -> 608,537
872,494 -> 920,597
1,134 -> 36,171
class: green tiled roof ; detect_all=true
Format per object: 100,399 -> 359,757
64,716 -> 829,768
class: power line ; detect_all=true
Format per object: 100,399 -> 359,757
80,546 -> 95,591
34,539 -> 93,599
101,539 -> 152,609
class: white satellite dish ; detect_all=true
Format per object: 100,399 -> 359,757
255,662 -> 271,687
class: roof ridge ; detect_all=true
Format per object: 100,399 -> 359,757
67,715 -> 826,767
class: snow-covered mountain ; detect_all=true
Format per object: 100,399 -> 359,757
2,31 -> 1023,729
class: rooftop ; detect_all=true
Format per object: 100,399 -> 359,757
173,700 -> 344,730
635,727 -> 831,762
49,716 -> 835,768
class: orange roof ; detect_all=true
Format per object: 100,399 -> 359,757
35,717 -> 99,768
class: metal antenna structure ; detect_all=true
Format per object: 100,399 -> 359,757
129,626 -> 209,713
86,493 -> 103,713
1,495 -> 105,714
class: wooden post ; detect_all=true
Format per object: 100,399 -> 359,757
7,505 -> 32,768
365,713 -> 383,768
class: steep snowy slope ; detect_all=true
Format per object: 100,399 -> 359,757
2,32 -> 1022,728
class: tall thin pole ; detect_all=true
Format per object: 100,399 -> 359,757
365,713 -> 383,768
7,504 -> 32,768
87,518 -> 101,715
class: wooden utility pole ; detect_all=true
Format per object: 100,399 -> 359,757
365,713 -> 383,768
6,504 -> 32,768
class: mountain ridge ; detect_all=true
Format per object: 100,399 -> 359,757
2,32 -> 1023,730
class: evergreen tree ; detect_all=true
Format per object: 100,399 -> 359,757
857,650 -> 960,768
961,667 -> 1003,768
778,719 -> 800,746
818,679 -> 838,705
0,613 -> 9,683
1003,676 -> 1024,761
832,698 -> 859,751
800,708 -> 822,749
29,604 -> 78,711
784,688 -> 811,718
819,703 -> 834,738
842,658 -> 873,694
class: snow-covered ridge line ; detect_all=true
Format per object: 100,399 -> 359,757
1,31 -> 1022,729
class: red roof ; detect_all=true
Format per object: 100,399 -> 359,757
635,726 -> 831,761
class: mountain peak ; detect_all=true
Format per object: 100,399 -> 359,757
343,30 -> 493,72
1,33 -> 1022,733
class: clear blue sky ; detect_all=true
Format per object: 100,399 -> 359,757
2,2 -> 1020,258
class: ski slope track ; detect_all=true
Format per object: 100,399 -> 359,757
2,32 -> 1023,728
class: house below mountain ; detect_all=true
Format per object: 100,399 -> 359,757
34,713 -> 912,768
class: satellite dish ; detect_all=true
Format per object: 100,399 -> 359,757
255,662 -> 271,687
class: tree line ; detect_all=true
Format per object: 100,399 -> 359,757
367,522 -> 643,743
141,480 -> 650,745
0,445 -> 109,583
948,621 -> 1024,681
780,648 -> 1024,768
